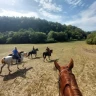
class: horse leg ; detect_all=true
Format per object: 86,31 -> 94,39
43,56 -> 45,62
45,56 -> 48,61
16,59 -> 18,64
0,63 -> 6,74
35,53 -> 37,58
22,63 -> 25,68
48,56 -> 50,60
46,56 -> 48,61
7,64 -> 12,74
31,54 -> 33,58
17,63 -> 19,69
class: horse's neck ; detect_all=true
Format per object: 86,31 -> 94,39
64,74 -> 82,96
70,74 -> 82,96
60,73 -> 82,96
63,85 -> 74,96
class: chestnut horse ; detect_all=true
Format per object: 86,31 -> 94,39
54,59 -> 82,96
43,49 -> 53,61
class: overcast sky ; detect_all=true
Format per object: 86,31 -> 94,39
0,0 -> 96,31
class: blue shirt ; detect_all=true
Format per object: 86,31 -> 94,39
13,49 -> 18,55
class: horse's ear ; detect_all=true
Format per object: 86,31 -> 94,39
68,58 -> 74,70
54,60 -> 60,71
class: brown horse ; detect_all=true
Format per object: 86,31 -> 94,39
43,49 -> 53,61
54,59 -> 82,96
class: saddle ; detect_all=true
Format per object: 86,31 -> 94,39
32,50 -> 36,54
46,51 -> 51,56
8,54 -> 21,62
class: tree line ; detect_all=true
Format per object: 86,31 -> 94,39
0,16 -> 88,44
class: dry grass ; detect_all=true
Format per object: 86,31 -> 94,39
0,41 -> 96,96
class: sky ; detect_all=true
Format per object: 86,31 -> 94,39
0,0 -> 96,31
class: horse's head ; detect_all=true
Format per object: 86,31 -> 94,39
19,51 -> 24,54
21,52 -> 27,57
54,59 -> 82,96
35,48 -> 39,51
54,58 -> 73,73
50,50 -> 53,53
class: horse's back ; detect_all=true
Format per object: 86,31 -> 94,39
2,56 -> 12,64
4,56 -> 12,59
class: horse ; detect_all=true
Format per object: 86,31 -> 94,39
8,51 -> 24,63
43,49 -> 53,61
27,48 -> 39,58
0,51 -> 27,74
54,59 -> 82,96
8,51 -> 27,64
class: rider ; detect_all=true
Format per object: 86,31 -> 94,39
32,46 -> 35,53
12,47 -> 20,62
46,47 -> 50,55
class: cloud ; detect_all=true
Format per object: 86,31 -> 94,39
64,0 -> 82,6
64,1 -> 96,31
0,9 -> 39,18
34,0 -> 62,12
0,0 -> 16,6
39,9 -> 62,22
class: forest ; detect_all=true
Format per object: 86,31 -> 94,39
0,16 -> 91,44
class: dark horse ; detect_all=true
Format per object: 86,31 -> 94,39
27,48 -> 39,58
43,49 -> 53,61
54,59 -> 82,96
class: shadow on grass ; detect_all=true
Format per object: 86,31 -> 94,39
32,56 -> 42,59
0,67 -> 33,81
11,61 -> 27,65
48,59 -> 59,63
28,56 -> 42,59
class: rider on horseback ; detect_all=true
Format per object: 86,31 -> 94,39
32,46 -> 35,53
12,47 -> 20,62
46,47 -> 51,56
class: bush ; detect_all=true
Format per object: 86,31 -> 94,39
86,31 -> 96,45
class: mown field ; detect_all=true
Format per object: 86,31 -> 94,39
0,41 -> 96,96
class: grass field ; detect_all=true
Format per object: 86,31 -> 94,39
0,41 -> 96,96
